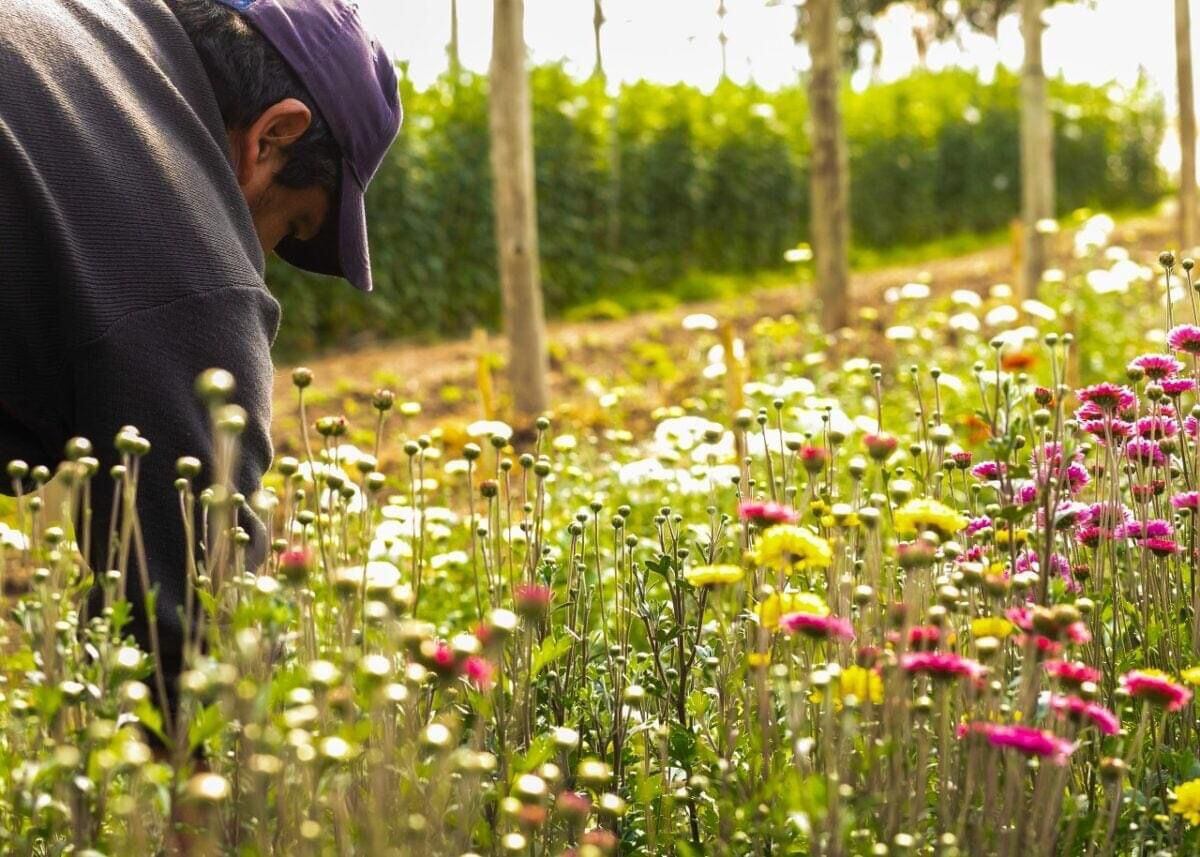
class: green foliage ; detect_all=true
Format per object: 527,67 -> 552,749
267,65 -> 1165,355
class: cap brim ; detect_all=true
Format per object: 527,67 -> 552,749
276,161 -> 372,292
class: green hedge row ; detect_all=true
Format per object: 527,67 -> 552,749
268,66 -> 1165,354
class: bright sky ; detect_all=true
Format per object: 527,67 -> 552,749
358,1 -> 1196,166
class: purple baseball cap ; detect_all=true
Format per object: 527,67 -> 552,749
214,0 -> 402,291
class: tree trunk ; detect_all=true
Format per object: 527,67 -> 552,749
593,0 -> 605,79
489,0 -> 550,419
448,0 -> 461,77
718,1 -> 729,81
1178,0 -> 1197,252
1019,0 -> 1054,298
802,0 -> 850,331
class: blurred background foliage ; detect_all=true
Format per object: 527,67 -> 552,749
267,64 -> 1164,356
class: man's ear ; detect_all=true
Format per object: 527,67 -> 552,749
230,98 -> 313,196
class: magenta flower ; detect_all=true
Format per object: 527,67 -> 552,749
900,652 -> 986,682
965,516 -> 993,536
1168,324 -> 1200,355
863,433 -> 899,461
1048,694 -> 1119,735
514,583 -> 552,619
1173,491 -> 1200,511
780,612 -> 855,641
985,724 -> 1077,764
1124,438 -> 1167,467
738,500 -> 799,528
1130,353 -> 1184,380
1143,537 -> 1180,557
464,655 -> 495,689
1116,519 -> 1173,540
1135,416 -> 1179,439
1120,670 -> 1193,711
970,460 -> 1006,481
1162,377 -> 1196,396
1076,383 -> 1137,414
1044,659 -> 1102,687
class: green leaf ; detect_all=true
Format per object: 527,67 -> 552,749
530,635 -> 572,680
188,704 -> 224,753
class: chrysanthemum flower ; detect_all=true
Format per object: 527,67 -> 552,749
464,656 -> 496,689
1076,382 -> 1137,414
514,583 -> 552,619
971,617 -> 1014,639
1134,415 -> 1179,439
1120,669 -> 1193,711
738,501 -> 799,528
863,433 -> 898,461
1047,694 -> 1119,735
894,497 -> 968,537
1129,354 -> 1183,380
1181,665 -> 1200,686
756,590 -> 829,630
1168,324 -> 1200,355
1124,438 -> 1166,467
835,665 -> 883,705
1162,377 -> 1197,396
1044,659 -> 1102,687
753,525 -> 833,571
900,652 -> 986,682
1171,778 -> 1200,825
985,724 -> 1077,764
683,564 -> 744,587
1172,492 -> 1200,511
780,611 -> 854,640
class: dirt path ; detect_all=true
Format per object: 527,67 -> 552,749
273,213 -> 1172,435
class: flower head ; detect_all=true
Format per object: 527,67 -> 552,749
683,564 -> 744,588
1044,659 -> 1101,688
1048,694 -> 1119,735
894,498 -> 968,537
1168,324 -> 1200,355
1171,778 -> 1200,826
900,652 -> 986,682
738,501 -> 799,529
984,724 -> 1077,764
970,617 -> 1014,640
780,612 -> 854,640
757,590 -> 828,630
1129,354 -> 1183,380
753,525 -> 833,571
1120,669 -> 1193,711
1076,383 -> 1137,414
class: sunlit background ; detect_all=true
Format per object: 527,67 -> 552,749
360,1 -> 1192,167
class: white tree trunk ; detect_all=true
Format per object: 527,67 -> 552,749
804,0 -> 850,331
489,0 -> 549,419
1178,0 -> 1197,252
1019,0 -> 1054,298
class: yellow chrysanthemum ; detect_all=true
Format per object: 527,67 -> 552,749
756,591 -> 829,631
1171,778 -> 1200,826
747,652 -> 771,669
970,617 -> 1014,640
809,665 -> 883,709
893,497 -> 968,537
1181,666 -> 1200,686
753,525 -> 833,572
683,564 -> 744,587
994,528 -> 1029,547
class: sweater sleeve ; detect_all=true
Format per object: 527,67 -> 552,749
71,286 -> 281,703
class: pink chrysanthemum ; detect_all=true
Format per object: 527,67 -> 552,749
1168,324 -> 1200,355
984,724 -> 1077,764
1044,659 -> 1102,687
1048,694 -> 1119,735
970,461 -> 1006,481
966,516 -> 993,536
464,655 -> 495,689
900,652 -> 986,682
1130,354 -> 1184,380
1120,670 -> 1193,711
863,433 -> 899,461
1135,416 -> 1179,439
1125,438 -> 1167,467
1116,519 -> 1173,540
1162,377 -> 1196,396
1143,537 -> 1180,557
780,612 -> 855,641
1076,383 -> 1137,414
738,501 -> 799,528
1173,491 -> 1200,511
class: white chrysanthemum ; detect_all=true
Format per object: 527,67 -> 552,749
984,305 -> 1018,326
899,282 -> 931,300
682,313 -> 719,331
948,312 -> 980,333
950,289 -> 982,308
466,419 -> 513,441
885,325 -> 916,341
1020,299 -> 1057,321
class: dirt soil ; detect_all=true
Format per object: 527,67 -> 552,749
272,214 -> 1174,440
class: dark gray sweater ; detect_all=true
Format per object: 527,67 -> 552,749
0,0 -> 276,695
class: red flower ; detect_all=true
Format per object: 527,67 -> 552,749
738,501 -> 799,528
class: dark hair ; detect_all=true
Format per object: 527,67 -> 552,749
167,0 -> 340,192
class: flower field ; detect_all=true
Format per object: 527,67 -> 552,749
6,215 -> 1200,854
